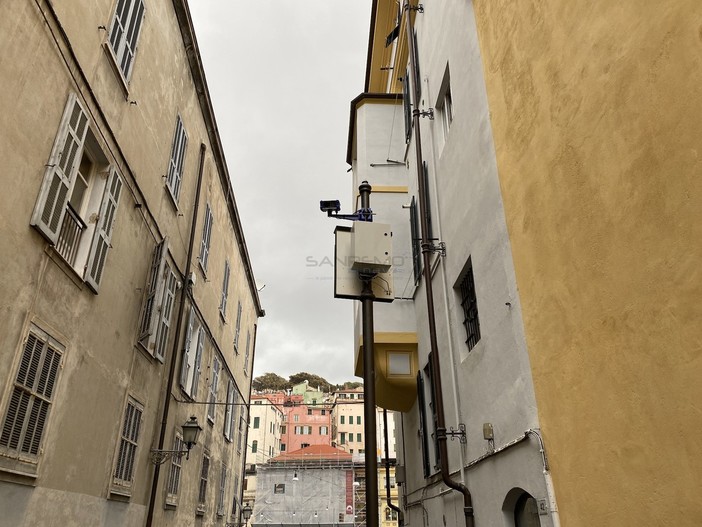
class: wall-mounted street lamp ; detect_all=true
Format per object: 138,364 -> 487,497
149,416 -> 202,465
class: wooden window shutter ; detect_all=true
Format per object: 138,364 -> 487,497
139,239 -> 167,343
180,307 -> 195,389
31,93 -> 89,244
85,168 -> 123,292
154,266 -> 177,361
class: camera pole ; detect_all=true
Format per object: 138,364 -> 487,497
358,181 -> 379,527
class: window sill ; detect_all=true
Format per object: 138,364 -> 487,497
108,487 -> 132,502
101,42 -> 130,100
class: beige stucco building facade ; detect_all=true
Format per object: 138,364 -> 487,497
346,1 -> 702,527
0,1 -> 263,526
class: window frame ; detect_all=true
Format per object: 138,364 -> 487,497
166,433 -> 184,505
106,0 -> 145,83
112,396 -> 143,494
458,258 -> 481,351
199,203 -> 214,274
0,326 -> 63,467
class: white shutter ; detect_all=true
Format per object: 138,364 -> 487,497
223,378 -> 233,440
199,204 -> 213,272
139,239 -> 167,343
108,0 -> 145,81
179,307 -> 195,389
31,93 -> 89,243
85,168 -> 123,292
154,266 -> 177,361
219,260 -> 230,316
234,302 -> 242,352
190,327 -> 205,397
208,357 -> 220,422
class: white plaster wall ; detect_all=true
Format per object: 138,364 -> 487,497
384,1 -> 556,526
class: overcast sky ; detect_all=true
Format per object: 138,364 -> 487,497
189,2 -> 371,385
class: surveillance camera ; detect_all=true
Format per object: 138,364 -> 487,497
320,200 -> 341,215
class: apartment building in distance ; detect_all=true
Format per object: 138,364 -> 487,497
332,388 -> 365,457
0,1 -> 263,526
344,2 -> 702,527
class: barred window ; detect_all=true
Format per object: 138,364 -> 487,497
458,258 -> 481,351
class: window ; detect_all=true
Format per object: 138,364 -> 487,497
208,356 -> 220,423
197,453 -> 210,512
301,442 -> 310,448
439,85 -> 453,137
357,433 -> 362,442
220,260 -> 230,317
31,93 -> 123,292
237,416 -> 245,453
243,330 -> 251,375
340,432 -> 346,445
293,415 -> 299,423
253,417 -> 260,429
107,0 -> 145,81
251,440 -> 258,453
356,416 -> 361,425
280,425 -> 286,434
179,307 -> 204,398
166,434 -> 183,505
274,483 -> 285,494
198,203 -> 214,273
294,425 -> 301,435
348,433 -> 353,443
458,258 -> 481,351
307,409 -> 312,416
321,409 -> 326,416
166,116 -> 187,201
0,326 -> 62,462
436,66 -> 453,141
233,302 -> 242,353
138,240 -> 177,361
320,426 -> 328,435
280,443 -> 286,452
217,462 -> 228,516
224,378 -> 235,441
385,508 -> 399,521
349,416 -> 353,424
113,397 -> 143,491
340,416 -> 345,425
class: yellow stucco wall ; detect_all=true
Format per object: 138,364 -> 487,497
473,2 -> 702,525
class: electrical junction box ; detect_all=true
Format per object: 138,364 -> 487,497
350,221 -> 392,273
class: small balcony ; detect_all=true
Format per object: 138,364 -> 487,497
55,204 -> 86,266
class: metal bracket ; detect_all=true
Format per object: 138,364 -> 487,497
407,4 -> 424,13
421,241 -> 446,257
447,423 -> 467,444
413,108 -> 434,120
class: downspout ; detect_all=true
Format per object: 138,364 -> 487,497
145,143 -> 206,527
403,4 -> 475,526
238,322 -> 258,526
383,409 -> 404,525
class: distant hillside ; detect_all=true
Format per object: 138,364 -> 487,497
252,372 -> 362,393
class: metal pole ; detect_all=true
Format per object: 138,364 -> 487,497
359,181 -> 379,527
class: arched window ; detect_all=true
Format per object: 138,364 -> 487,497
514,492 -> 541,527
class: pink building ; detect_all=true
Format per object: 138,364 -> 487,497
262,392 -> 332,452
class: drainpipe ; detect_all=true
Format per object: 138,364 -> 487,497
403,5 -> 475,526
145,143 -> 206,527
383,409 -> 404,525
